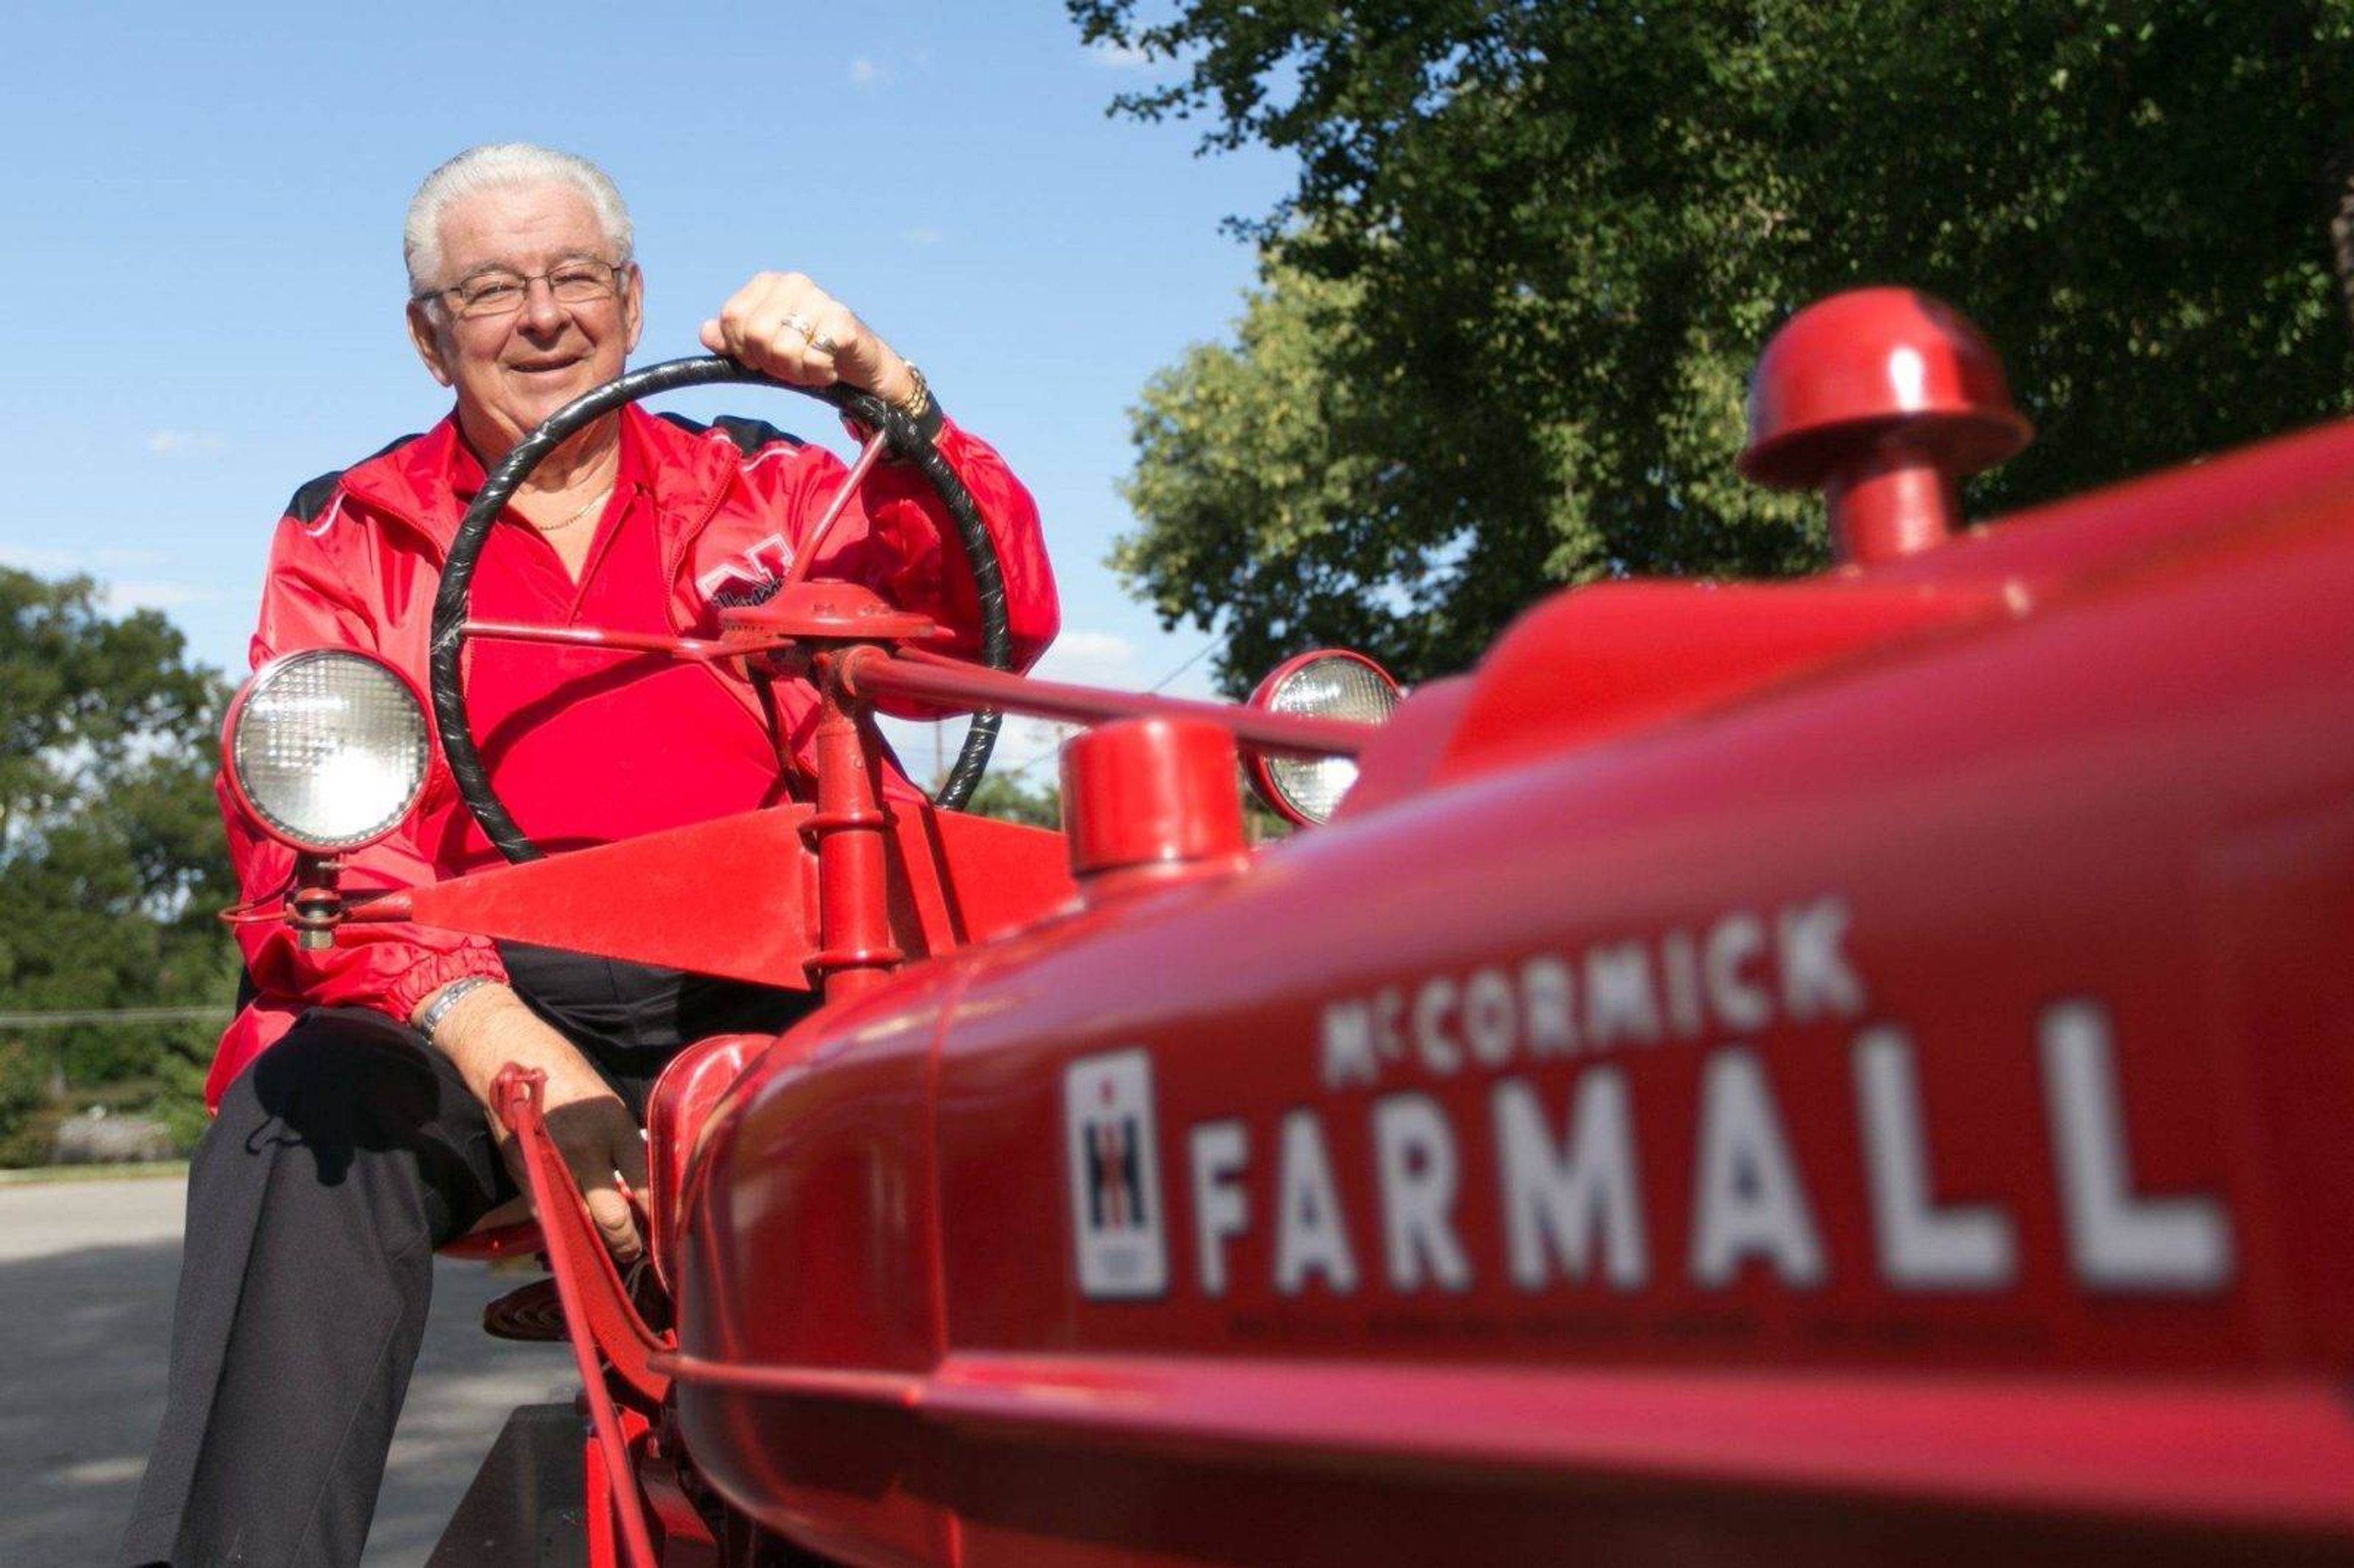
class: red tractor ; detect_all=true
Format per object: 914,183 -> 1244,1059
221,288 -> 2354,1565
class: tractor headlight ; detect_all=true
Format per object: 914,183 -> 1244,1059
1246,650 -> 1402,826
223,650 -> 430,853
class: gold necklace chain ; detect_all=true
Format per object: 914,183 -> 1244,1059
530,479 -> 614,534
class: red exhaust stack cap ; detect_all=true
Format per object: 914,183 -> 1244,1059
1061,717 -> 1246,881
1740,289 -> 2032,565
1742,287 -> 2030,487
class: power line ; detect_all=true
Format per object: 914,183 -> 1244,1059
1148,634 -> 1224,694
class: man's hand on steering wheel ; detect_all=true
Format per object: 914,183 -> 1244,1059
700,272 -> 918,407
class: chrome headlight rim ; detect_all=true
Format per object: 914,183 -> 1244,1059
1244,649 -> 1403,827
221,649 -> 432,854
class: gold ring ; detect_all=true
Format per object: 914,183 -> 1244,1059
808,330 -> 839,356
780,311 -> 815,342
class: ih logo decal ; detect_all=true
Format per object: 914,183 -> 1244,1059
1064,1049 -> 1168,1300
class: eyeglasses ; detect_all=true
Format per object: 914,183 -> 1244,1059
419,259 -> 627,320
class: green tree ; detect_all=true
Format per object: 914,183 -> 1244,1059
1118,265 -> 1474,688
1076,0 -> 2354,689
0,568 -> 235,1160
962,771 -> 1064,831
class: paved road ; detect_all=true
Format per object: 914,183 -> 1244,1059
0,1176 -> 572,1566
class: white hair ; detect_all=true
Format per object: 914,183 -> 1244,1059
403,143 -> 634,295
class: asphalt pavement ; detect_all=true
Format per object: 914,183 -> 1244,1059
0,1174 -> 573,1566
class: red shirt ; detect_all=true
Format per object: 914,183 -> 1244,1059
442,421 -> 786,874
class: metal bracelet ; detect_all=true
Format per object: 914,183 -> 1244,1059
415,975 -> 492,1045
891,362 -> 931,422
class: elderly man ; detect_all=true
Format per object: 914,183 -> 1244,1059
121,143 -> 1057,1567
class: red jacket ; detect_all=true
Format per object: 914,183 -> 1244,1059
211,404 -> 1057,1106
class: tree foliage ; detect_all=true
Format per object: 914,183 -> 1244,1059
1076,0 -> 2354,688
0,569 -> 234,1159
962,771 -> 1064,831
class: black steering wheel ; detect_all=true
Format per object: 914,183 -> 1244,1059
427,356 -> 1007,864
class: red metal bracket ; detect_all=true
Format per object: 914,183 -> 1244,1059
460,620 -> 736,663
492,1068 -> 677,1404
492,1065 -> 678,1568
827,643 -> 1377,757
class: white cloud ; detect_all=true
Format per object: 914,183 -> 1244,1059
1034,629 -> 1136,683
0,544 -> 166,574
901,226 -> 942,246
0,546 -> 213,612
0,544 -> 82,573
105,580 -> 218,612
848,55 -> 887,87
1056,630 -> 1137,660
1087,40 -> 1154,69
144,429 -> 225,457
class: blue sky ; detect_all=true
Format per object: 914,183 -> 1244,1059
0,2 -> 1290,780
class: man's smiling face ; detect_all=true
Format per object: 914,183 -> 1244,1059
405,180 -> 644,460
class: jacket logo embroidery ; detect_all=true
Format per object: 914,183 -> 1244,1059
695,531 -> 794,605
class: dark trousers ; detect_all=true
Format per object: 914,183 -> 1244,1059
120,946 -> 808,1567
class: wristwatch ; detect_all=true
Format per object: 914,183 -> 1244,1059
853,362 -> 943,444
414,976 -> 491,1045
892,362 -> 933,425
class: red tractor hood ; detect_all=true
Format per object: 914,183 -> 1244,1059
664,416 -> 2354,1563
